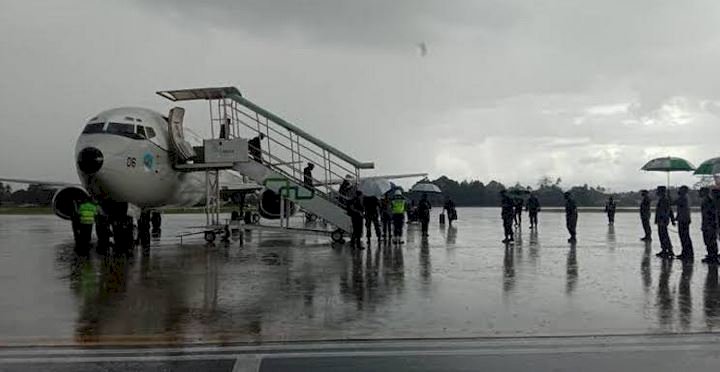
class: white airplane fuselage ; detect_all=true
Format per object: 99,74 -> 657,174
75,107 -> 205,209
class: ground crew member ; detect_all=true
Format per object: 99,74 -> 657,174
640,190 -> 652,241
303,163 -> 314,189
418,193 -> 432,237
391,190 -> 407,244
655,186 -> 676,258
381,195 -> 393,240
700,187 -> 718,264
605,196 -> 617,225
564,192 -> 578,243
443,197 -> 457,227
500,190 -> 514,243
363,194 -> 382,240
527,193 -> 540,229
675,185 -> 694,261
348,190 -> 365,249
76,198 -> 98,250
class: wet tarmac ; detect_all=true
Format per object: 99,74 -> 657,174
1,208 -> 720,346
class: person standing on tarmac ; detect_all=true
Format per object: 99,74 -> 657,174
655,186 -> 676,258
514,198 -> 524,227
500,190 -> 514,243
76,198 -> 98,252
564,192 -> 578,243
700,187 -> 718,264
391,190 -> 407,244
348,190 -> 365,249
675,185 -> 694,261
713,188 -> 720,242
527,193 -> 540,229
363,194 -> 382,241
418,193 -> 432,237
381,194 -> 393,240
443,197 -> 457,227
640,190 -> 652,241
604,196 -> 617,225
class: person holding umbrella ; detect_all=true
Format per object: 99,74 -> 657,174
655,186 -> 676,258
418,193 -> 432,237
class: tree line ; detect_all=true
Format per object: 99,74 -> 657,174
0,183 -> 54,206
430,176 -> 704,207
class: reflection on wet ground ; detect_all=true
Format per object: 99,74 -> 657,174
2,209 -> 720,344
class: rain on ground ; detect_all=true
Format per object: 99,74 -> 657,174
0,208 -> 717,346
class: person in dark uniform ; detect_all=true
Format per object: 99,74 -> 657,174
363,194 -> 382,241
248,133 -> 265,163
700,187 -> 718,264
640,190 -> 652,241
381,195 -> 393,240
564,192 -> 578,243
514,198 -> 524,227
655,186 -> 676,258
303,163 -> 314,189
348,190 -> 365,249
527,193 -> 540,229
444,197 -> 457,227
500,190 -> 514,243
418,193 -> 432,237
713,188 -> 720,242
604,196 -> 617,225
675,185 -> 694,261
338,176 -> 353,206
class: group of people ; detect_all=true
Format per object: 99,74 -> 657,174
501,185 -> 720,264
640,185 -> 720,264
500,191 -> 541,243
345,191 -> 438,249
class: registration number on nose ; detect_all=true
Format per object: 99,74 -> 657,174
126,157 -> 137,168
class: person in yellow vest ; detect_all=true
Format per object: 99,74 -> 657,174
76,198 -> 98,250
391,189 -> 407,244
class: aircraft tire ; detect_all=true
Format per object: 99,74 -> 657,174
331,229 -> 345,244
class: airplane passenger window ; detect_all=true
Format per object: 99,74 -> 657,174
136,125 -> 147,138
146,127 -> 156,139
82,122 -> 104,134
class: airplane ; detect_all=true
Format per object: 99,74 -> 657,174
2,95 -> 427,251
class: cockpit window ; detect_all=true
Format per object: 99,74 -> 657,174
107,122 -> 143,140
136,125 -> 147,138
82,122 -> 105,134
146,127 -> 156,139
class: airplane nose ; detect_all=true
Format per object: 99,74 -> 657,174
77,147 -> 104,174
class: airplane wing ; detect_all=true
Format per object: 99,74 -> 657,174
0,177 -> 80,188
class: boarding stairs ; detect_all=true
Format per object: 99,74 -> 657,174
157,87 -> 374,236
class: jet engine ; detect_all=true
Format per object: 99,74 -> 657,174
52,186 -> 90,220
258,189 -> 297,219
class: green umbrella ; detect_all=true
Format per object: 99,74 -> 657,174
693,157 -> 720,175
640,156 -> 695,188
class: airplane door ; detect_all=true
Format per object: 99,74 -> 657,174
167,107 -> 196,161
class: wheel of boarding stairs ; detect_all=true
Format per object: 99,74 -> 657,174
331,229 -> 345,244
204,231 -> 216,243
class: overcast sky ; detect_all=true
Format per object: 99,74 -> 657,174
2,0 -> 720,191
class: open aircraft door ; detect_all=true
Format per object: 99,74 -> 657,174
167,107 -> 196,161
